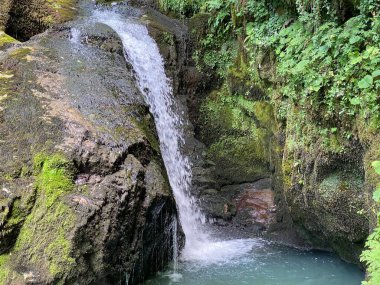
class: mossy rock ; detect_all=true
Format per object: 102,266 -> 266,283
0,31 -> 18,49
281,105 -> 370,263
0,0 -> 13,30
5,0 -> 77,41
198,84 -> 277,185
0,22 -> 179,284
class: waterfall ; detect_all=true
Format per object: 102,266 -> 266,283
94,10 -> 208,256
94,10 -> 256,266
172,217 -> 178,271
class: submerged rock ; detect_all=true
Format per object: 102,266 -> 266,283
0,18 -> 181,284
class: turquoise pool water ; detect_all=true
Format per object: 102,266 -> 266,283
144,239 -> 364,285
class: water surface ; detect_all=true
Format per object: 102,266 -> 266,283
144,239 -> 364,285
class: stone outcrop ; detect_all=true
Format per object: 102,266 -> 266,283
0,16 -> 181,284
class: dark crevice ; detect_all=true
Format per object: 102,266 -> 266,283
127,141 -> 153,167
5,0 -> 50,41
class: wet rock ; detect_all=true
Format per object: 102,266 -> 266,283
235,186 -> 276,229
0,16 -> 181,284
223,179 -> 276,229
282,141 -> 369,263
200,178 -> 277,233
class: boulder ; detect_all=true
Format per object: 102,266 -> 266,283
0,20 -> 181,284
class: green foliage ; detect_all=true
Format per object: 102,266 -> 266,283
158,0 -> 203,15
361,161 -> 380,285
272,15 -> 380,123
185,0 -> 380,130
360,0 -> 380,17
194,35 -> 237,78
192,0 -> 242,77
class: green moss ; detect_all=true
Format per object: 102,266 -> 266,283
208,135 -> 269,180
0,31 -> 18,48
135,118 -> 160,153
319,172 -> 363,200
282,158 -> 293,190
199,84 -> 274,183
7,199 -> 24,226
11,152 -> 77,279
33,153 -> 74,208
252,102 -> 271,125
0,182 -> 36,252
200,85 -> 260,140
9,47 -> 33,61
45,222 -> 76,276
46,0 -> 77,23
0,254 -> 10,284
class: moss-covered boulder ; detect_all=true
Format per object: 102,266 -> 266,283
279,106 -> 372,263
2,0 -> 77,41
0,19 -> 180,284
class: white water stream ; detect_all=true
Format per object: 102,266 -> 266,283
94,10 -> 257,266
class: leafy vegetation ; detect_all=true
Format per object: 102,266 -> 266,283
163,0 -> 380,129
272,15 -> 380,123
158,0 -> 202,15
361,161 -> 380,285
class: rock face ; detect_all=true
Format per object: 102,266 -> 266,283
158,5 -> 373,265
0,0 -> 13,30
281,121 -> 370,263
0,17 -> 181,284
235,182 -> 276,229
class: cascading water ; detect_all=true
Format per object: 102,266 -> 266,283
94,10 -> 208,254
93,10 -> 257,264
